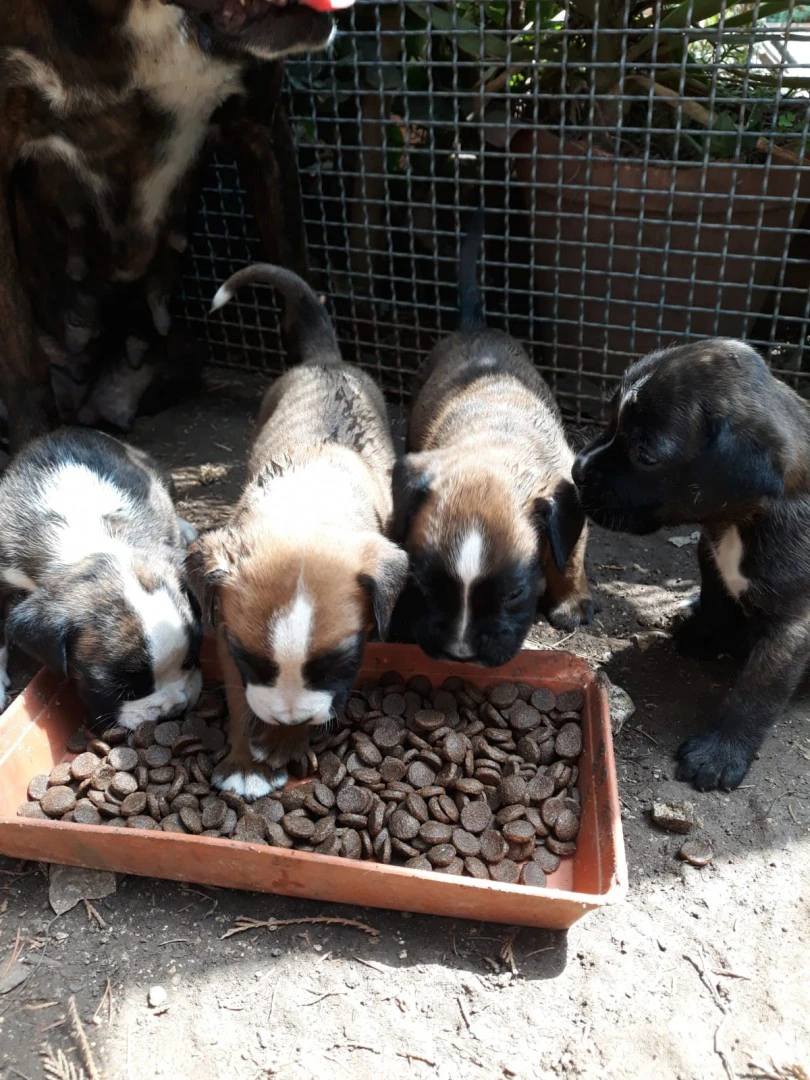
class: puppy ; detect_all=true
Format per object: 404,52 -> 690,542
391,212 -> 593,667
573,337 -> 810,791
187,264 -> 408,799
0,428 -> 202,727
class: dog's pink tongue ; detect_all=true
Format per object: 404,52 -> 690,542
296,0 -> 355,10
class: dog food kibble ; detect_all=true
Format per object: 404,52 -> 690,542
17,678 -> 581,884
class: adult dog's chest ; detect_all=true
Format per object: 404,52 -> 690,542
14,5 -> 243,272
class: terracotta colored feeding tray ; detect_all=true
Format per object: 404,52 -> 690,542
0,643 -> 626,930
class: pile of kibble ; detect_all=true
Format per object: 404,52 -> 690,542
19,673 -> 584,887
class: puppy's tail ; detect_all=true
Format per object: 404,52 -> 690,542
211,264 -> 341,366
458,207 -> 486,332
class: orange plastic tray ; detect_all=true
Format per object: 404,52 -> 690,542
0,643 -> 626,930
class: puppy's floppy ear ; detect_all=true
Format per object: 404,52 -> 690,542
391,453 -> 433,543
533,479 -> 586,572
185,527 -> 241,627
359,537 -> 410,641
706,417 -> 784,503
6,592 -> 72,675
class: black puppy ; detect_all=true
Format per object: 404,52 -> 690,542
574,337 -> 810,791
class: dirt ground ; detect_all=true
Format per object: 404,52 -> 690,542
0,369 -> 808,1080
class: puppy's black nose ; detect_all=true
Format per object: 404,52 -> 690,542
572,456 -> 585,486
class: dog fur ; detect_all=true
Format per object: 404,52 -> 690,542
187,263 -> 407,799
0,427 -> 202,727
390,212 -> 593,667
573,337 -> 810,791
0,0 -> 341,449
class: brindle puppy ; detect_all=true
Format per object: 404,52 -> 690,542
573,337 -> 810,791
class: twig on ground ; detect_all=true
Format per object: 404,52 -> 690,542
301,990 -> 345,1007
398,1051 -> 437,1067
499,929 -> 519,975
351,956 -> 388,973
330,1043 -> 380,1055
457,997 -> 472,1031
2,927 -> 22,979
68,996 -> 100,1080
715,1016 -> 735,1080
748,1060 -> 809,1080
713,970 -> 752,981
41,1045 -> 86,1080
268,984 -> 278,1024
683,952 -> 726,1014
92,979 -> 113,1025
158,939 -> 190,947
633,726 -> 660,746
83,902 -> 107,930
23,1001 -> 59,1011
223,915 -> 378,940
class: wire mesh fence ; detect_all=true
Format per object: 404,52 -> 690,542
179,0 -> 810,424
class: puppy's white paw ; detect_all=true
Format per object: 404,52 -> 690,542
177,518 -> 198,547
212,759 -> 288,801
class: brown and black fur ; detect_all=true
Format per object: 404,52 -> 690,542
391,212 -> 593,668
574,337 -> 810,791
0,0 -> 333,450
187,264 -> 407,798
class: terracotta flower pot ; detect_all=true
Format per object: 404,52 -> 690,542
511,127 -> 810,383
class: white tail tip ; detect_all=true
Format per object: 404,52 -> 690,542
210,284 -> 233,313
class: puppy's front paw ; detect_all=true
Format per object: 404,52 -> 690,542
212,752 -> 287,801
676,730 -> 752,791
546,593 -> 595,632
672,610 -> 724,660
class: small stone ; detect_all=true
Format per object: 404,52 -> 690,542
41,786 -> 76,818
148,986 -> 167,1009
679,837 -> 713,867
651,800 -> 695,834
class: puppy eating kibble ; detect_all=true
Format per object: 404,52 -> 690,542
0,429 -> 202,726
187,264 -> 408,799
391,212 -> 593,666
573,337 -> 810,791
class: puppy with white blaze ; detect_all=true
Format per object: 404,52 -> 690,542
390,211 -> 593,667
187,264 -> 408,800
0,428 -> 202,727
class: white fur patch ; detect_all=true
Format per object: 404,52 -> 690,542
711,526 -> 750,599
619,371 -> 654,418
245,587 -> 334,727
126,2 -> 243,237
216,768 -> 286,800
5,49 -> 107,115
19,135 -> 109,210
448,529 -> 485,660
2,568 -> 37,593
40,463 -> 132,566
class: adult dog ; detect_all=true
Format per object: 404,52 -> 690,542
0,0 -> 350,449
574,338 -> 810,792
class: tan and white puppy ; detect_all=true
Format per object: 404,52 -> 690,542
188,264 -> 408,799
0,428 -> 202,726
391,212 -> 593,667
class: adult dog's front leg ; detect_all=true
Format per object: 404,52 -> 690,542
677,618 -> 810,791
0,164 -> 57,448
